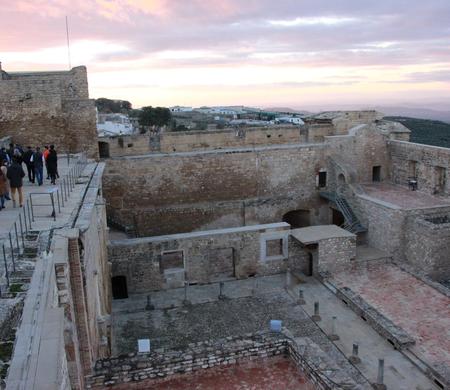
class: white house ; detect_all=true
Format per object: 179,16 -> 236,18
97,113 -> 135,137
275,116 -> 305,125
170,106 -> 193,112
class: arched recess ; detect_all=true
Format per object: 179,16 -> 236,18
282,209 -> 310,228
111,275 -> 128,299
98,141 -> 110,158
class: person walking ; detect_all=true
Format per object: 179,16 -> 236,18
6,157 -> 25,208
23,146 -> 35,183
47,145 -> 58,185
1,160 -> 11,201
0,160 -> 8,210
32,146 -> 44,186
43,145 -> 50,180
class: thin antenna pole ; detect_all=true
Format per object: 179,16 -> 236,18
65,16 -> 72,69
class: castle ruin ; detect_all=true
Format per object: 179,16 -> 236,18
0,66 -> 449,389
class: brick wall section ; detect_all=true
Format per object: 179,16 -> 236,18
389,140 -> 450,195
68,236 -> 94,374
0,66 -> 98,158
103,144 -> 329,236
109,223 -> 293,293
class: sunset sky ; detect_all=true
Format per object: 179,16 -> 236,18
1,1 -> 450,109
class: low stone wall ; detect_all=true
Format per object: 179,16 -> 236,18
85,331 -> 346,390
86,332 -> 288,389
335,286 -> 415,350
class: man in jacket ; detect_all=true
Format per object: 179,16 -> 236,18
32,147 -> 44,186
47,145 -> 58,185
22,146 -> 35,183
7,157 -> 25,208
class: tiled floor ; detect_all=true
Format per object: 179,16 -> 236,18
147,356 -> 315,390
332,262 -> 450,371
360,183 -> 450,209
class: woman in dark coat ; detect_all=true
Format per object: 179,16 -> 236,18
6,157 -> 25,207
47,145 -> 58,185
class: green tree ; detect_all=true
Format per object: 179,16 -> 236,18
95,98 -> 132,113
139,106 -> 172,129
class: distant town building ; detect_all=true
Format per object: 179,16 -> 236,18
275,116 -> 305,125
97,113 -> 135,136
170,106 -> 193,112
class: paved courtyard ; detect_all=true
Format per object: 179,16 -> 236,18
332,262 -> 450,380
112,274 -> 438,389
360,182 -> 450,209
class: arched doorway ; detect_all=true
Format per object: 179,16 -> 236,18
282,210 -> 310,228
98,141 -> 110,158
111,276 -> 128,299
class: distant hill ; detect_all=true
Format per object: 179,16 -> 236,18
375,106 -> 450,123
264,107 -> 313,115
385,116 -> 450,148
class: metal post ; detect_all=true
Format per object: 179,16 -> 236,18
329,316 -> 339,341
59,182 -> 65,207
56,189 -> 61,213
251,278 -> 259,296
285,268 -> 291,289
50,193 -> 56,221
145,295 -> 155,310
312,301 -> 321,321
29,195 -> 35,222
8,233 -> 16,272
14,222 -> 20,253
350,343 -> 361,364
22,207 -> 28,234
2,245 -> 9,287
298,289 -> 306,305
27,200 -> 33,229
183,281 -> 190,305
218,281 -> 226,300
375,359 -> 386,389
18,214 -> 25,248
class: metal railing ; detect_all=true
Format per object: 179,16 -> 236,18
0,153 -> 87,294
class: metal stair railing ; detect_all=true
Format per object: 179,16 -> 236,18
320,191 -> 366,234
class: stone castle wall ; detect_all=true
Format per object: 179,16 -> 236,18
159,126 -> 304,153
103,144 -> 330,236
0,66 -> 98,158
389,140 -> 450,195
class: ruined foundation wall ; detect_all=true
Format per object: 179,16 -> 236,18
109,223 -> 292,293
0,66 -> 98,158
103,144 -> 329,236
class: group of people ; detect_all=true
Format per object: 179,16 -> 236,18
0,144 -> 58,210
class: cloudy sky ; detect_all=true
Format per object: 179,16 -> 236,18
1,1 -> 450,109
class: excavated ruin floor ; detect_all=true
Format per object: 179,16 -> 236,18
332,262 -> 450,379
146,356 -> 315,390
112,275 -> 325,354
